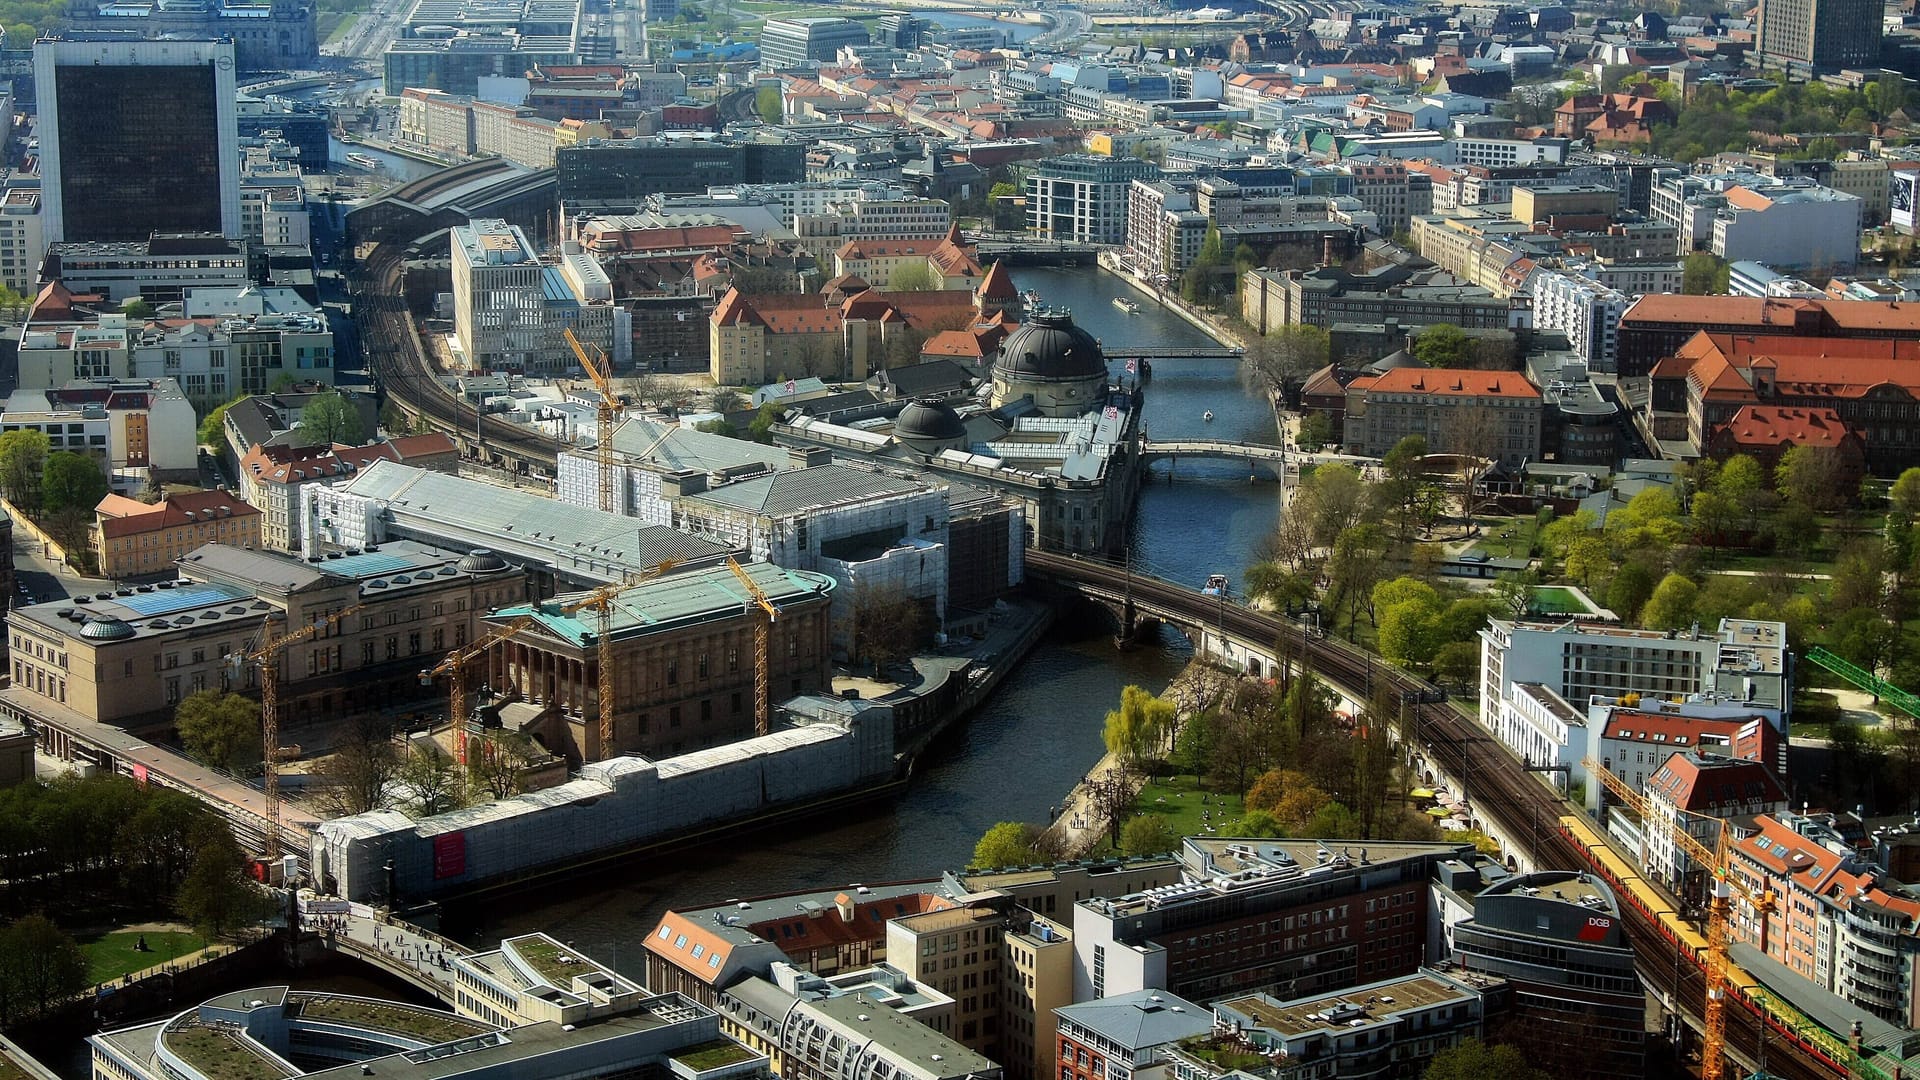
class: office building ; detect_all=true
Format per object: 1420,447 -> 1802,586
4,540 -> 528,730
759,18 -> 870,69
39,235 -> 249,304
1171,968 -> 1507,1080
34,38 -> 241,245
238,435 -> 459,551
1241,265 -> 1516,336
1615,293 -> 1920,377
1025,156 -> 1160,245
1449,871 -> 1644,1080
1530,269 -> 1631,372
0,177 -> 45,294
720,964 -> 1000,1080
557,139 -> 806,207
450,219 -> 616,374
1072,837 -> 1475,1003
237,96 -> 331,171
1756,0 -> 1882,71
94,490 -> 263,579
1341,367 -> 1543,467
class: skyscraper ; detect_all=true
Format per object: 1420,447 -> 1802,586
34,37 -> 242,244
1755,0 -> 1882,72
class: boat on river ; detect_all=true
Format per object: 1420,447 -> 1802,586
345,152 -> 380,171
1113,297 -> 1141,314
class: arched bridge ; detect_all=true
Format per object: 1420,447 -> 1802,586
1139,439 -> 1288,476
1021,549 -> 1849,1080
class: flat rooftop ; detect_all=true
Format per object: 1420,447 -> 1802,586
1216,970 -> 1494,1038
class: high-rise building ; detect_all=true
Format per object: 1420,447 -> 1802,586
1025,156 -> 1160,245
1756,0 -> 1882,72
34,37 -> 241,245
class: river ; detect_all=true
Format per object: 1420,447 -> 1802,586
449,267 -> 1281,962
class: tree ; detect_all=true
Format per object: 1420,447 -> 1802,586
1893,467 -> 1920,521
888,261 -> 941,292
1409,323 -> 1471,366
174,691 -> 261,772
1425,1039 -> 1546,1080
1240,325 -> 1330,397
1490,567 -> 1540,618
0,429 -> 50,507
1778,446 -> 1849,511
40,452 -> 108,515
1216,810 -> 1285,837
1432,640 -> 1479,689
1296,412 -> 1334,451
1442,403 -> 1503,517
1832,606 -> 1899,680
988,181 -> 1019,200
314,717 -> 401,816
300,391 -> 364,446
121,298 -> 154,321
1120,814 -> 1178,855
755,84 -> 782,123
200,394 -> 248,447
468,730 -> 538,800
850,583 -> 927,677
1606,560 -> 1659,623
1682,251 -> 1728,294
1104,685 -> 1177,769
0,915 -> 89,1021
398,745 -> 468,817
971,821 -> 1037,869
747,401 -> 782,444
1373,578 -> 1445,667
1563,536 -> 1612,589
1640,573 -> 1699,631
174,823 -> 256,939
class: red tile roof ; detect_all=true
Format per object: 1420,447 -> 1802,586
96,488 -> 260,540
1714,405 -> 1862,450
1647,753 -> 1786,814
1356,366 -> 1541,399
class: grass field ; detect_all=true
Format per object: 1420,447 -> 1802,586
1530,586 -> 1589,614
1127,774 -> 1245,841
81,930 -> 206,985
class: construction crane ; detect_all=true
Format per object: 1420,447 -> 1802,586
565,327 -> 621,515
726,557 -> 780,736
420,561 -> 677,764
228,601 -> 368,863
1586,758 -> 1775,1080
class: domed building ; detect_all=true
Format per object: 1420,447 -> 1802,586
894,399 -> 970,455
991,309 -> 1111,416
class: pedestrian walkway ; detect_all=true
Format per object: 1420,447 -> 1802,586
304,902 -> 469,998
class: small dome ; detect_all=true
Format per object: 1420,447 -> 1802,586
79,617 -> 136,641
995,309 -> 1106,382
457,549 -> 508,574
895,399 -> 967,443
1368,348 -> 1420,374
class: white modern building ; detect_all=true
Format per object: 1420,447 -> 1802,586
1026,155 -> 1161,244
1711,185 -> 1862,270
0,176 -> 45,294
1450,137 -> 1565,169
34,37 -> 241,245
451,219 -> 617,373
1531,268 -> 1631,372
0,378 -> 198,476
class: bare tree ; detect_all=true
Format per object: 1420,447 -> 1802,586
851,582 -> 929,677
467,730 -> 539,799
1239,325 -> 1331,400
1441,403 -> 1504,520
313,716 -> 401,817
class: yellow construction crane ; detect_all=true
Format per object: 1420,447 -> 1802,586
1586,758 -> 1774,1080
726,557 -> 780,736
565,327 -> 621,515
420,561 -> 677,764
229,601 -> 368,862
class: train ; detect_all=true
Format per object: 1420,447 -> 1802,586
1556,814 -> 1860,1078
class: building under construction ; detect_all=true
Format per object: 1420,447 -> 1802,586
478,562 -> 836,765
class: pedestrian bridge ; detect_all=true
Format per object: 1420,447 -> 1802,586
1139,439 -> 1289,476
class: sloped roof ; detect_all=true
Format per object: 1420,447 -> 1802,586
687,464 -> 922,518
1714,405 -> 1861,450
1358,366 -> 1540,398
97,489 -> 260,540
1056,989 -> 1213,1051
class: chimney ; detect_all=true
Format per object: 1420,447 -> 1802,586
788,446 -> 833,469
1322,235 -> 1339,267
661,468 -> 707,498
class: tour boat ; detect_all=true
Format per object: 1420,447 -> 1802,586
345,152 -> 380,171
1113,297 -> 1141,314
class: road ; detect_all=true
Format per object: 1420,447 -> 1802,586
10,518 -> 108,603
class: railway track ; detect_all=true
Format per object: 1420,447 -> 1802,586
349,246 -> 562,472
1026,549 -> 1844,1080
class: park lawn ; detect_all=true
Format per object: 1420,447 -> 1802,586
1132,774 -> 1246,840
1463,514 -> 1541,560
81,930 -> 206,985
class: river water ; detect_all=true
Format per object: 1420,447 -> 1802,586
452,266 -> 1282,962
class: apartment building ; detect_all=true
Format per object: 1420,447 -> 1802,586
94,490 -> 262,578
0,378 -> 197,475
1530,268 -> 1631,372
1478,617 -> 1792,729
0,177 -> 44,294
5,540 -> 527,730
1637,753 -> 1788,900
1056,990 -> 1209,1080
1025,156 -> 1160,244
1341,367 -> 1543,466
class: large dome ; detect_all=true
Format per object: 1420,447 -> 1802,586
895,399 -> 967,443
79,617 -> 135,641
457,549 -> 509,574
996,310 -> 1106,382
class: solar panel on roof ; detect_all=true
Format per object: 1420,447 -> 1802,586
325,553 -> 416,576
116,583 -> 249,617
